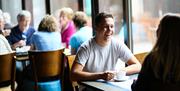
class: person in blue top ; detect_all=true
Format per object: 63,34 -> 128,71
70,11 -> 92,54
31,15 -> 62,51
6,10 -> 35,50
22,15 -> 63,91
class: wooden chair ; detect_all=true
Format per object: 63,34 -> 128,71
134,52 -> 148,64
66,54 -> 79,91
67,55 -> 76,70
0,52 -> 16,91
28,49 -> 64,91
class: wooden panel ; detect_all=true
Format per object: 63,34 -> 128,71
134,52 -> 148,64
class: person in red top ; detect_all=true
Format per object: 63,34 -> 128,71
58,7 -> 76,48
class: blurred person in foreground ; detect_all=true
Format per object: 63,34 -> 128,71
132,14 -> 180,91
70,11 -> 92,54
6,10 -> 35,50
71,12 -> 141,82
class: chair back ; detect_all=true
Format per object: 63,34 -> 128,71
64,54 -> 78,91
134,52 -> 148,64
28,49 -> 64,80
0,52 -> 16,91
67,55 -> 76,70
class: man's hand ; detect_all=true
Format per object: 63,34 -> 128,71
102,71 -> 115,81
12,40 -> 26,49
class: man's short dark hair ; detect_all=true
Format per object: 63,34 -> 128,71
95,12 -> 113,27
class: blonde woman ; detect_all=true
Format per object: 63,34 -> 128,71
57,7 -> 76,48
31,15 -> 62,51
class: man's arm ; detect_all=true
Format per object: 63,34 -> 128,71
71,61 -> 115,81
123,56 -> 142,75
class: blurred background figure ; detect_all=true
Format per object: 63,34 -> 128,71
20,15 -> 63,91
0,30 -> 12,54
31,15 -> 62,51
57,7 -> 76,48
0,9 -> 3,15
3,12 -> 13,27
3,12 -> 13,37
0,14 -> 5,33
70,11 -> 92,54
6,10 -> 36,91
6,10 -> 35,50
0,11 -> 12,54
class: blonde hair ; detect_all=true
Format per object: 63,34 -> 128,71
38,15 -> 58,32
59,7 -> 73,20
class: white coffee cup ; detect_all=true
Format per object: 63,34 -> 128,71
116,70 -> 126,79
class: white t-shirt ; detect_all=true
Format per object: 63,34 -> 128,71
76,37 -> 133,72
0,34 -> 12,54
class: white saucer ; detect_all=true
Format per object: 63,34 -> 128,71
114,76 -> 129,81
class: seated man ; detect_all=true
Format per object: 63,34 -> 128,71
6,10 -> 35,91
71,12 -> 141,81
6,10 -> 35,49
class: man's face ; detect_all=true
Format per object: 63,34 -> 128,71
18,16 -> 31,32
96,17 -> 114,42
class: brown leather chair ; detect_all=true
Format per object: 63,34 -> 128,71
134,52 -> 148,64
28,49 -> 64,91
0,52 -> 16,91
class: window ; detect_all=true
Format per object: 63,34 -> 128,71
132,0 -> 180,53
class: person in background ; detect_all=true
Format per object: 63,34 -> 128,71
70,11 -> 92,54
3,12 -> 13,36
3,12 -> 13,28
31,15 -> 62,51
0,30 -> 12,54
58,7 -> 76,48
6,10 -> 35,50
0,14 -> 12,54
0,12 -> 13,37
6,10 -> 35,91
131,14 -> 180,91
20,15 -> 63,91
0,14 -> 5,34
71,12 -> 141,82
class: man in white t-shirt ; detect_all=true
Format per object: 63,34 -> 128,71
71,12 -> 141,81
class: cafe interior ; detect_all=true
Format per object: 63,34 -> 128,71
0,0 -> 180,91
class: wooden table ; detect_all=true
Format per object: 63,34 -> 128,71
79,74 -> 138,91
